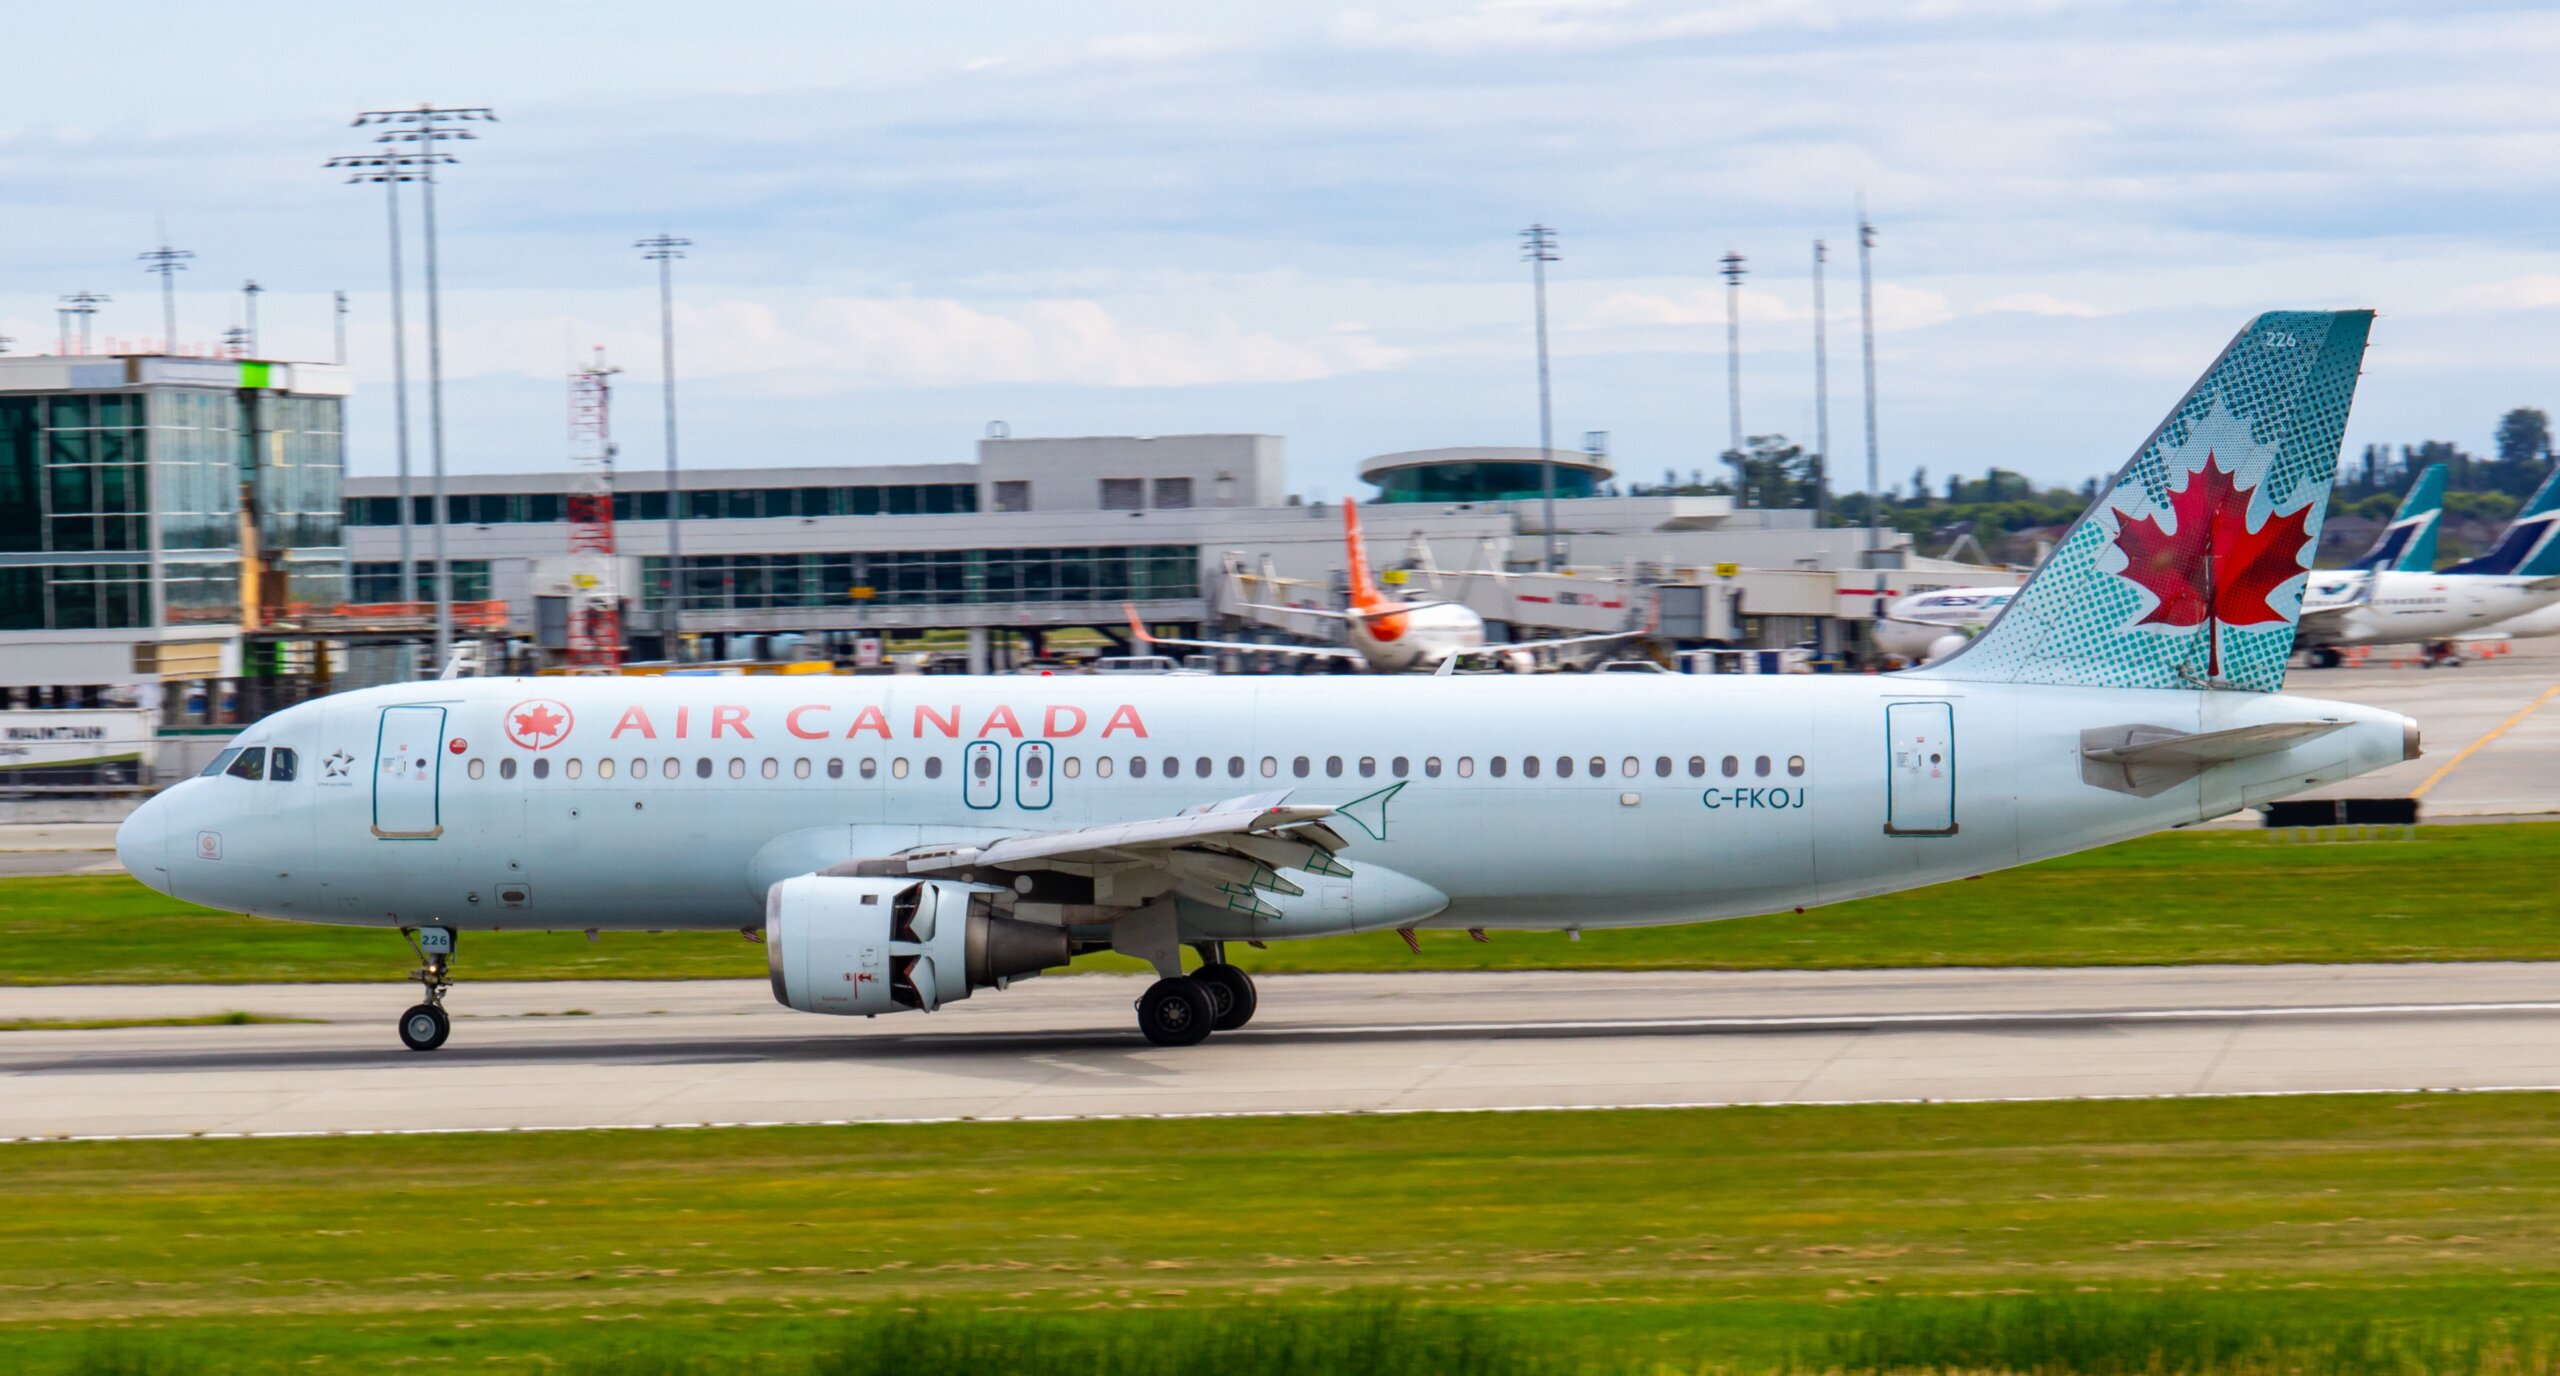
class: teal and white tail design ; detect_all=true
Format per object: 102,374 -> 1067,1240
1909,310 -> 2372,693
2343,462 -> 2443,572
2445,465 -> 2560,577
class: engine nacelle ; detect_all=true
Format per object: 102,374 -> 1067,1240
766,874 -> 1072,1016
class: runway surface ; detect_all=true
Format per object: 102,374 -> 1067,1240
5,964 -> 2557,1141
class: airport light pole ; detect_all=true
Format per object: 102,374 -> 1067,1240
241,280 -> 263,356
60,292 -> 110,354
352,103 -> 496,668
139,242 -> 194,353
1720,250 -> 1747,470
333,290 -> 348,365
326,144 -> 433,609
1858,205 -> 1882,567
638,233 -> 692,653
1522,224 -> 1560,571
1811,240 -> 1831,528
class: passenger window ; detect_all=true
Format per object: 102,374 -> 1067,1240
761,758 -> 778,780
1523,756 -> 1541,779
1326,756 -> 1344,778
1688,756 -> 1705,778
1721,755 -> 1739,778
924,757 -> 944,780
1555,756 -> 1572,778
973,753 -> 993,781
533,757 -> 550,780
1655,756 -> 1672,778
1130,755 -> 1149,778
1456,756 -> 1474,778
860,758 -> 878,779
696,757 -> 713,779
1622,757 -> 1637,778
1423,757 -> 1440,778
891,758 -> 910,779
1591,757 -> 1606,778
224,747 -> 267,781
270,747 -> 299,782
729,758 -> 746,780
1063,756 -> 1081,779
825,758 -> 842,779
1096,756 -> 1114,778
637,757 -> 653,779
1227,756 -> 1245,778
1025,754 -> 1044,781
1755,755 -> 1772,778
567,758 -> 584,780
793,758 -> 810,780
499,757 -> 517,780
1163,756 -> 1179,777
1293,756 -> 1310,778
1261,756 -> 1277,778
1392,756 -> 1409,778
1196,756 -> 1213,778
1788,755 -> 1806,777
1359,757 -> 1376,778
200,748 -> 242,778
466,758 -> 485,780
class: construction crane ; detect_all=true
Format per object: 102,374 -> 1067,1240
563,347 -> 625,669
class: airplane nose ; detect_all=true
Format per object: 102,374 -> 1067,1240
117,795 -> 172,895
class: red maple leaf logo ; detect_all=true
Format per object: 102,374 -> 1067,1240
2112,453 -> 2312,629
505,699 -> 572,750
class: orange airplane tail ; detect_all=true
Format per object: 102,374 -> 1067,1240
1343,499 -> 1389,614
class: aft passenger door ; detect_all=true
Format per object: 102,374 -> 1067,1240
1884,700 -> 1957,836
373,705 -> 446,839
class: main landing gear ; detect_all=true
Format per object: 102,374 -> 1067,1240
1134,943 -> 1259,1047
398,926 -> 456,1052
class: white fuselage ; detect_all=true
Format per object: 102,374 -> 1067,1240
1345,600 -> 1489,672
119,673 -> 2410,941
1871,587 -> 2020,660
2300,570 -> 2560,647
2476,600 -> 2560,641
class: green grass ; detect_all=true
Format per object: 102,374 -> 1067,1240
0,1012 -> 316,1033
4,1092 -> 2560,1372
8,823 -> 2559,985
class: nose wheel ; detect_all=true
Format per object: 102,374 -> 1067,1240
398,927 -> 457,1052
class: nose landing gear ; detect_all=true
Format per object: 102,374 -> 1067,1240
398,926 -> 456,1052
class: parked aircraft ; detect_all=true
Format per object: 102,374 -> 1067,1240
1128,500 -> 1643,673
1870,586 -> 2023,663
2295,464 -> 2560,667
2459,468 -> 2560,641
119,312 -> 2414,1050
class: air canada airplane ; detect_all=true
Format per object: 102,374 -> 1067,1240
121,311 -> 2416,1051
2296,462 -> 2560,666
1129,499 -> 1642,673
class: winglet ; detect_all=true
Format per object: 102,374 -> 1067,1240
1123,603 -> 1156,646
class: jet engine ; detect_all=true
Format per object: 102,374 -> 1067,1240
766,874 -> 1072,1016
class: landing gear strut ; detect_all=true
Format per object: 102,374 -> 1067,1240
398,926 -> 455,1052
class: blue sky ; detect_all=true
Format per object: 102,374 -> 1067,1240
5,0 -> 2558,499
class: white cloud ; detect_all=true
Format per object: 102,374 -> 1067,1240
464,295 -> 1410,390
1576,286 -> 1797,329
2438,275 -> 2560,313
1976,292 -> 2103,318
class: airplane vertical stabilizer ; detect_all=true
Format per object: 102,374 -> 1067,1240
2343,462 -> 2444,573
1906,310 -> 2372,693
2446,466 -> 2560,577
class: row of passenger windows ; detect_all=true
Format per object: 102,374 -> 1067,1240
454,752 -> 1812,783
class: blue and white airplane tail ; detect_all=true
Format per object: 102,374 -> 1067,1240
2343,462 -> 2444,572
2444,466 -> 2560,577
1908,310 -> 2372,693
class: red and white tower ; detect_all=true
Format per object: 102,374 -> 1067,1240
563,347 -> 625,668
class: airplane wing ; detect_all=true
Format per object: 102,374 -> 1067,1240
821,789 -> 1368,919
1230,599 -> 1463,622
1124,606 -> 1367,663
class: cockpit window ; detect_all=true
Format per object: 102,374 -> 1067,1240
200,748 -> 242,778
269,747 -> 298,782
224,747 -> 268,781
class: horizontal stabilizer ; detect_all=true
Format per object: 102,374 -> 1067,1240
2080,719 -> 2348,796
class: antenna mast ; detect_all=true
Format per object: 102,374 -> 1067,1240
565,347 -> 626,668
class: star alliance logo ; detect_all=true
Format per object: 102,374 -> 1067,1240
321,749 -> 353,780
